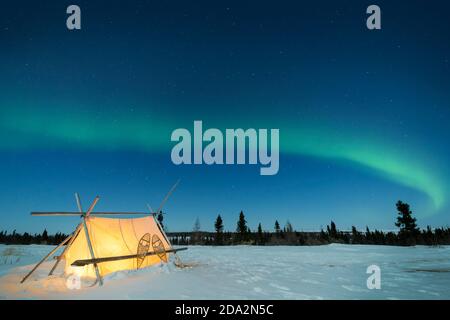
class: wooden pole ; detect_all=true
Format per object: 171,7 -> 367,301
82,196 -> 103,286
48,192 -> 84,276
71,247 -> 188,266
75,192 -> 83,213
31,212 -> 149,216
156,179 -> 180,214
20,234 -> 72,283
152,212 -> 186,267
82,219 -> 103,285
154,215 -> 172,248
149,180 -> 183,265
48,224 -> 82,276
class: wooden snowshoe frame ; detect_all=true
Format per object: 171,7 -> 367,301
152,234 -> 168,263
137,233 -> 151,269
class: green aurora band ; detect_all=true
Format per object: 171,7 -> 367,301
0,106 -> 445,213
283,127 -> 445,212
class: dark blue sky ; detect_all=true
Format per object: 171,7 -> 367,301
0,1 -> 449,233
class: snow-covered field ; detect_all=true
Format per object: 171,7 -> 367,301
0,244 -> 449,299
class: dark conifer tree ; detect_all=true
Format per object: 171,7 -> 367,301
395,201 -> 419,234
329,221 -> 338,239
351,226 -> 362,244
395,200 -> 419,245
365,226 -> 372,244
236,211 -> 248,243
320,228 -> 329,242
274,220 -> 280,233
257,223 -> 263,245
42,229 -> 48,243
214,214 -> 224,245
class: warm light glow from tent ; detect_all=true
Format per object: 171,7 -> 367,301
64,216 -> 170,278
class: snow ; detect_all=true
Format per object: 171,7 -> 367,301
0,244 -> 449,299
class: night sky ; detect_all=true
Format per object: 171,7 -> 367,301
1,1 -> 449,233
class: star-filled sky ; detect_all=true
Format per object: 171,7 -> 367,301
1,1 -> 449,233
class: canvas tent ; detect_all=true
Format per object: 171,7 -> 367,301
21,181 -> 186,286
64,215 -> 171,278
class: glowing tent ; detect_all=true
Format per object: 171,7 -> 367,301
64,215 -> 172,279
21,181 -> 186,286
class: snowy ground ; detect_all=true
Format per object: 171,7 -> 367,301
0,244 -> 449,299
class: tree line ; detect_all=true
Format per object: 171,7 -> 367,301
168,201 -> 450,246
0,229 -> 69,245
1,200 -> 449,247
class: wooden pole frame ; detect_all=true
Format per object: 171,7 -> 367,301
147,180 -> 185,266
21,193 -> 103,284
71,247 -> 188,266
48,192 -> 95,276
21,193 -> 84,283
80,195 -> 103,286
48,191 -> 86,276
20,233 -> 72,283
48,223 -> 81,276
31,212 -> 148,216
153,215 -> 186,267
154,215 -> 172,248
22,184 -> 182,285
146,179 -> 180,249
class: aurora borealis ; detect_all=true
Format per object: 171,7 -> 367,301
0,1 -> 449,232
0,107 -> 445,210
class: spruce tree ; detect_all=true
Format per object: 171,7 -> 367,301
257,223 -> 263,245
329,221 -> 337,238
320,228 -> 329,242
395,201 -> 419,233
42,229 -> 48,243
395,201 -> 419,244
236,211 -> 248,243
214,214 -> 224,245
274,220 -> 280,233
351,226 -> 360,244
365,226 -> 372,244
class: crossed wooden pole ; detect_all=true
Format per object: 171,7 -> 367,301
20,194 -> 103,285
